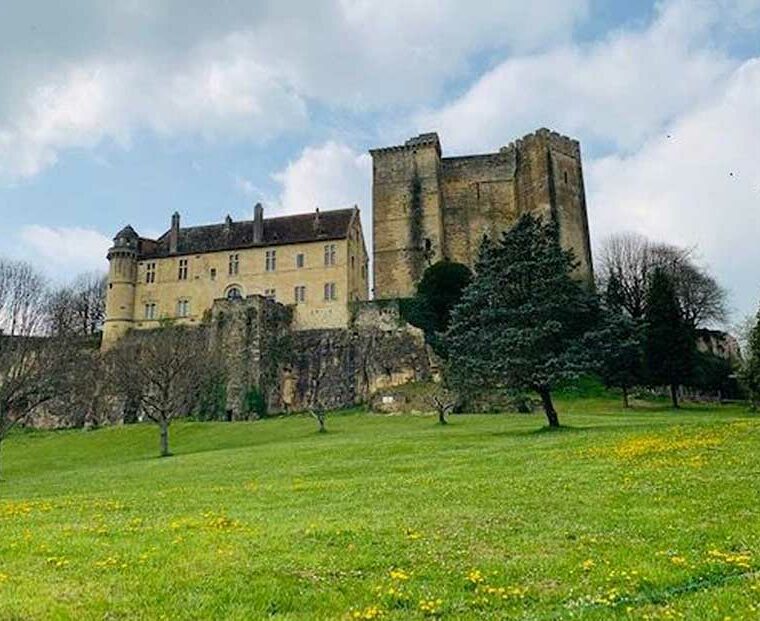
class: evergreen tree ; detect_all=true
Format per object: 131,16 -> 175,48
592,274 -> 643,408
446,214 -> 597,427
644,268 -> 694,408
401,260 -> 471,356
739,305 -> 760,410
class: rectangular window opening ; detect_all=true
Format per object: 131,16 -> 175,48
228,254 -> 239,276
178,258 -> 188,281
146,262 -> 156,284
266,250 -> 277,272
324,282 -> 337,301
324,243 -> 336,266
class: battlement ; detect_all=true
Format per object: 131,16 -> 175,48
369,132 -> 441,157
503,128 -> 581,159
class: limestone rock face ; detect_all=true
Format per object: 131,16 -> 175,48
211,297 -> 433,416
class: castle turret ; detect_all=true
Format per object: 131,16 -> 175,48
511,129 -> 593,286
102,225 -> 139,350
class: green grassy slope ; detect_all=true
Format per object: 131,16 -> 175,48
1,398 -> 759,620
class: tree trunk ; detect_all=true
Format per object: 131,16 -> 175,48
537,387 -> 560,428
670,384 -> 680,409
159,421 -> 171,457
438,410 -> 448,425
622,385 -> 630,409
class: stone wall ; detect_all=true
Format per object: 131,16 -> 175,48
209,297 -> 432,416
370,129 -> 594,299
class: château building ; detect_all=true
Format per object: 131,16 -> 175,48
103,128 -> 594,352
102,204 -> 369,349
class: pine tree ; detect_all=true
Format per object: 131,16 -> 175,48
446,214 -> 598,428
740,305 -> 760,410
644,268 -> 694,408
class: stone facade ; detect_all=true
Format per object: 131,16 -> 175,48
696,329 -> 742,364
370,129 -> 594,298
103,205 -> 369,349
201,297 -> 433,417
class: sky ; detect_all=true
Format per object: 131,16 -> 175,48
0,0 -> 758,324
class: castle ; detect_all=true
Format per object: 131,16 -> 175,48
102,129 -> 594,413
371,129 -> 593,298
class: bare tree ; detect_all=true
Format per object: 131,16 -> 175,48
0,259 -> 48,337
428,385 -> 458,425
106,324 -> 215,457
47,272 -> 107,337
598,234 -> 727,328
0,259 -> 81,478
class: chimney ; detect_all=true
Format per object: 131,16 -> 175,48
169,212 -> 180,254
224,214 -> 233,234
253,202 -> 264,243
314,207 -> 321,233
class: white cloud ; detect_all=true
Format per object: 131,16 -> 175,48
272,140 -> 373,270
588,59 -> 760,321
0,55 -> 307,181
0,0 -> 588,181
18,226 -> 111,279
417,0 -> 736,154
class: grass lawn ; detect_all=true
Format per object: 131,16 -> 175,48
1,397 -> 759,620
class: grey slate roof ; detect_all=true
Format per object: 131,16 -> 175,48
135,208 -> 356,260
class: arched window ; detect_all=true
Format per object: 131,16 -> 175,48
226,286 -> 243,301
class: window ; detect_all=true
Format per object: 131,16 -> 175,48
176,299 -> 190,317
361,264 -> 367,280
296,253 -> 305,268
144,303 -> 157,319
294,285 -> 306,303
324,282 -> 337,301
178,258 -> 188,280
264,288 -> 276,300
146,262 -> 156,284
324,243 -> 336,266
210,268 -> 217,281
226,287 -> 242,301
266,250 -> 276,272
228,254 -> 239,275
564,171 -> 569,184
351,255 -> 355,270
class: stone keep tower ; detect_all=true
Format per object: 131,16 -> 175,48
370,129 -> 594,299
102,225 -> 139,348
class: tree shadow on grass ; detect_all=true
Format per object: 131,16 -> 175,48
488,424 -> 589,439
